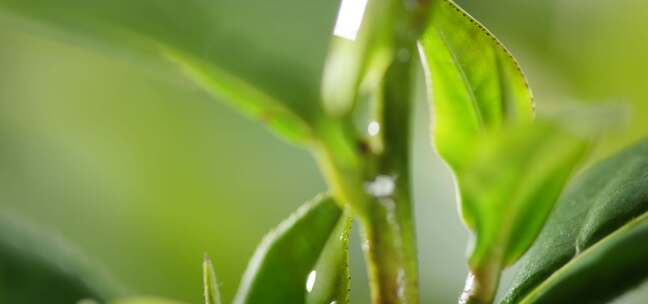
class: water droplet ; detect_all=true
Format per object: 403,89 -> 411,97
333,0 -> 369,40
365,175 -> 395,198
368,121 -> 381,136
306,270 -> 317,293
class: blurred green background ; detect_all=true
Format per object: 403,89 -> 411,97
0,0 -> 647,303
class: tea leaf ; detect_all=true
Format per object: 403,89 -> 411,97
234,194 -> 350,304
321,0 -> 428,117
0,0 -> 318,144
163,47 -> 313,144
502,138 -> 648,304
306,216 -> 352,304
203,254 -> 222,304
454,122 -> 591,302
418,0 -> 534,167
0,213 -> 121,303
418,2 -> 593,302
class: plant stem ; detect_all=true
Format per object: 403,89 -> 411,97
314,143 -> 420,304
362,46 -> 420,304
361,182 -> 419,304
313,44 -> 420,303
459,263 -> 501,304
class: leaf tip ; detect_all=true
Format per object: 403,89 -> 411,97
202,253 -> 221,304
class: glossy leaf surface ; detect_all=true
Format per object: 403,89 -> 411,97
0,213 -> 120,303
502,138 -> 648,304
234,194 -> 350,304
0,0 -> 324,144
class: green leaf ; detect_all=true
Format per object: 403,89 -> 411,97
454,121 -> 591,303
306,216 -> 352,304
0,212 -> 121,303
321,0 -> 428,116
418,0 -> 534,167
109,297 -> 186,304
501,138 -> 648,304
0,0 -> 317,144
321,0 -> 397,116
203,254 -> 222,304
418,2 -> 595,302
163,46 -> 313,145
234,194 -> 350,304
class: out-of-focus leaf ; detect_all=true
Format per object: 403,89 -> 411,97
0,212 -> 121,303
0,0 -> 320,144
502,138 -> 648,304
321,0 -> 398,116
164,48 -> 313,144
234,194 -> 350,304
418,0 -> 534,167
110,297 -> 186,304
203,254 -> 222,304
306,216 -> 352,304
321,0 -> 428,116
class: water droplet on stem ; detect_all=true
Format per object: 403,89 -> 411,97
368,121 -> 380,136
365,175 -> 396,198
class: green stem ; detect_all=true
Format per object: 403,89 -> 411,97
361,182 -> 419,304
314,141 -> 420,304
459,262 -> 501,304
362,46 -> 420,304
313,44 -> 420,303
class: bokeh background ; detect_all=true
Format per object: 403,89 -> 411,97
0,0 -> 647,303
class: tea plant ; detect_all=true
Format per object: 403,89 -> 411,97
0,0 -> 646,303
